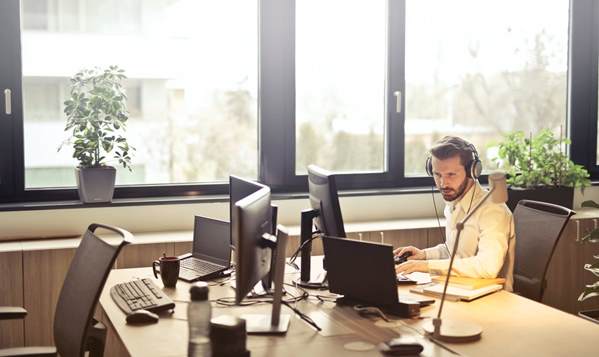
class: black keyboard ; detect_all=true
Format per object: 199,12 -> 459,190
181,258 -> 224,276
110,278 -> 175,314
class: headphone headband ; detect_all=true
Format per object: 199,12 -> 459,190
425,140 -> 482,179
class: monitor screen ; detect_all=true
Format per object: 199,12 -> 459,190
192,215 -> 231,267
307,165 -> 346,237
232,186 -> 273,304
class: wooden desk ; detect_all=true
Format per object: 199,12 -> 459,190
98,264 -> 599,357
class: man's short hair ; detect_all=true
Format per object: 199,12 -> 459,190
430,136 -> 476,168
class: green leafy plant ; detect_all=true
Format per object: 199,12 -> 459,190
59,65 -> 134,170
492,129 -> 589,189
577,218 -> 599,302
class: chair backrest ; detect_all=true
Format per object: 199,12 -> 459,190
53,223 -> 132,357
513,199 -> 574,302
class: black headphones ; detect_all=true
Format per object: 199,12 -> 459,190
425,141 -> 482,180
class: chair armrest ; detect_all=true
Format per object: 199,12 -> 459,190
0,307 -> 27,320
0,346 -> 56,357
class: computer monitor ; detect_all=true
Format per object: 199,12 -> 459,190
229,175 -> 277,289
229,175 -> 265,238
308,165 -> 346,237
232,186 -> 272,302
232,186 -> 290,334
297,165 -> 347,287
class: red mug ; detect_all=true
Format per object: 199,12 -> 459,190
152,255 -> 180,288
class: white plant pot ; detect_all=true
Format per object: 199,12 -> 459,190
75,166 -> 116,203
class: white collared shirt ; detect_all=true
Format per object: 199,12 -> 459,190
424,181 -> 515,291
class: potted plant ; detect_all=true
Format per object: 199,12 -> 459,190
577,220 -> 599,324
59,65 -> 134,203
491,129 -> 590,211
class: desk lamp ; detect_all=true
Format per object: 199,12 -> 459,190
423,171 -> 508,342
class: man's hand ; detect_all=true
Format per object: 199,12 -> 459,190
393,246 -> 426,260
395,260 -> 429,274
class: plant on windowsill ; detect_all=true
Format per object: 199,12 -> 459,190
491,128 -> 590,211
58,65 -> 134,203
576,214 -> 599,324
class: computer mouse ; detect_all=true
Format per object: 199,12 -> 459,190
394,251 -> 412,265
378,337 -> 424,356
126,309 -> 159,324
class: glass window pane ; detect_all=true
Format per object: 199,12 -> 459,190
295,0 -> 386,174
21,0 -> 258,188
405,0 -> 569,176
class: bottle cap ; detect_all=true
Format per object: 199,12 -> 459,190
189,281 -> 209,301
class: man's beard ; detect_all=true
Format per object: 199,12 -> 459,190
441,178 -> 469,202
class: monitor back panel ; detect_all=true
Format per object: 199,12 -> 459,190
323,236 -> 398,306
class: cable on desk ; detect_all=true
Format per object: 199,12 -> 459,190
212,283 -> 322,331
206,275 -> 233,287
310,294 -> 339,303
281,300 -> 322,331
213,283 -> 308,307
287,230 -> 321,270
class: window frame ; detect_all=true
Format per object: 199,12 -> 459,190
0,0 -> 595,205
263,0 -> 418,193
569,0 -> 599,180
0,0 -> 23,200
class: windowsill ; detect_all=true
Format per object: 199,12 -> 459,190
0,185 -> 436,212
3,180 -> 599,212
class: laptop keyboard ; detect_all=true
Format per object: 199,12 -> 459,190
181,258 -> 223,276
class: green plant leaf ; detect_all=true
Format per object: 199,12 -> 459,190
578,281 -> 599,302
61,65 -> 134,170
578,228 -> 599,244
491,129 -> 590,190
579,229 -> 599,243
584,262 -> 599,277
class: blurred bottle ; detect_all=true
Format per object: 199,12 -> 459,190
188,282 -> 211,357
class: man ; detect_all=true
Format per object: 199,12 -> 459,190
395,136 -> 515,291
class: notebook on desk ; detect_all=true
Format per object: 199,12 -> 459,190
178,216 -> 231,282
410,283 -> 503,302
430,275 -> 505,290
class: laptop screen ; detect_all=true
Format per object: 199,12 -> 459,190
193,216 -> 231,267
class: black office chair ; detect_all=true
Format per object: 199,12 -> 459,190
0,223 -> 132,357
513,200 -> 574,302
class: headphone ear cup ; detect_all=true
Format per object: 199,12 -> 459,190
471,159 -> 483,180
425,156 -> 433,176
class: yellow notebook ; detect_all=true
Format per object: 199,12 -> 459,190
431,275 -> 506,290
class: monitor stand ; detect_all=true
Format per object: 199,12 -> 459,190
294,270 -> 328,289
241,226 -> 291,334
294,209 -> 329,289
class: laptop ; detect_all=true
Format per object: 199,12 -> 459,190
178,216 -> 231,282
322,236 -> 434,316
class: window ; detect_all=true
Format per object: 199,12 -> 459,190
20,0 -> 259,191
295,0 -> 386,175
0,0 -> 596,203
404,0 -> 569,176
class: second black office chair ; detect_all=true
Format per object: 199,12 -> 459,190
0,223 -> 132,357
513,200 -> 574,302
